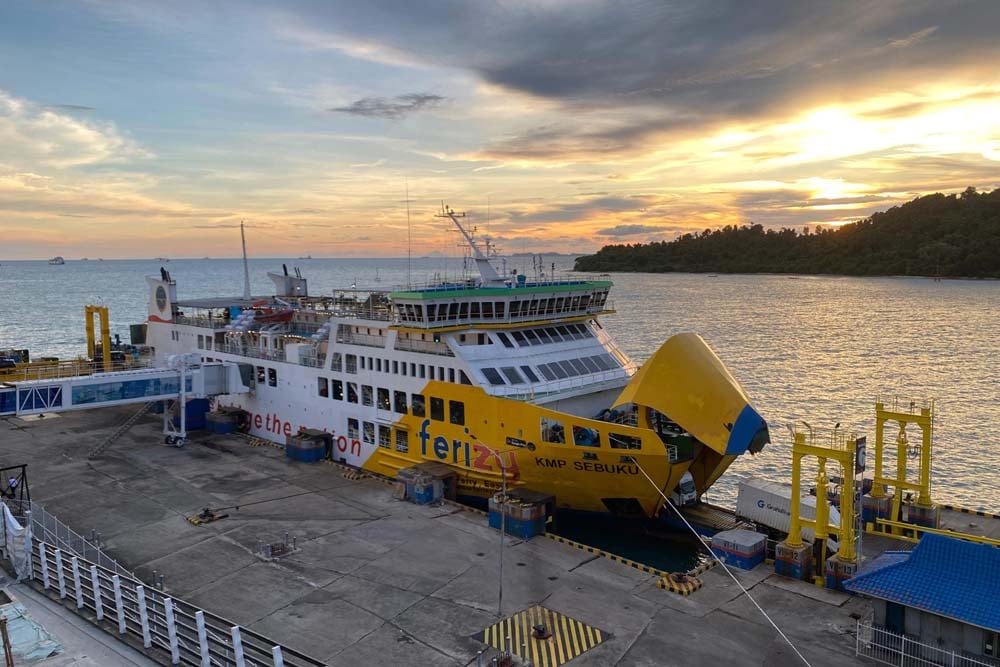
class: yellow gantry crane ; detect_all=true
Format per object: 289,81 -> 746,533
85,304 -> 112,371
784,426 -> 860,589
867,396 -> 938,532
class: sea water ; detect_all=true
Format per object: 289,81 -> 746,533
2,258 -> 998,567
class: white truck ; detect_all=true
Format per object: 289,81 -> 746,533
669,472 -> 698,506
736,477 -> 840,548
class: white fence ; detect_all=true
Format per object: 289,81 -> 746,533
856,622 -> 998,667
29,542 -> 326,667
27,504 -> 133,578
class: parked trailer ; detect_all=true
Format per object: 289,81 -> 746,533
736,477 -> 840,547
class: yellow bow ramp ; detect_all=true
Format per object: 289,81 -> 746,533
614,333 -> 769,459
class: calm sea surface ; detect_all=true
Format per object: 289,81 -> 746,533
2,258 -> 998,515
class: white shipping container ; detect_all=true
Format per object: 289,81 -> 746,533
736,477 -> 840,543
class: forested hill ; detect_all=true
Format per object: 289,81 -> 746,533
574,187 -> 1000,277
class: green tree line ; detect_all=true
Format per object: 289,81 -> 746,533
574,187 -> 1000,278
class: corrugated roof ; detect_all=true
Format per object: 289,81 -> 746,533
845,533 -> 1000,632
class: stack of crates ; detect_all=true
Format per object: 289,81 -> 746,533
710,529 -> 767,570
487,489 -> 553,539
396,463 -> 457,505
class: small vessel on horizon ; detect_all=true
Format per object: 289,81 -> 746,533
48,256 -> 65,265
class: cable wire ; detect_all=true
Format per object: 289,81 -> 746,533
628,457 -> 813,667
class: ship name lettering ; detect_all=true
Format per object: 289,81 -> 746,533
418,419 -> 519,478
573,461 -> 639,475
535,457 -> 566,468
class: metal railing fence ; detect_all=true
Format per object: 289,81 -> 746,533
29,541 -> 325,667
26,504 -> 134,578
856,621 -> 998,667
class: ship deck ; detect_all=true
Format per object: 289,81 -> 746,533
4,406 -> 878,666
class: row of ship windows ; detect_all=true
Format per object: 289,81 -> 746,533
317,380 -> 467,424
349,419 -> 411,452
480,353 -> 619,386
495,323 -> 594,348
396,292 -> 608,323
331,352 -> 472,384
341,413 -> 643,453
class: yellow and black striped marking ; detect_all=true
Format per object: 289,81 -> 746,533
941,504 -> 1000,520
341,469 -> 368,481
477,606 -> 608,667
656,572 -> 703,596
543,533 -> 670,579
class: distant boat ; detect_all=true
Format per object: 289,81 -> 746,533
155,257 -> 170,262
48,256 -> 65,265
298,255 -> 312,260
81,257 -> 89,261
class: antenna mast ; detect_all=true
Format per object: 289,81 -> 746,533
436,204 -> 503,285
406,181 -> 412,289
240,220 -> 251,300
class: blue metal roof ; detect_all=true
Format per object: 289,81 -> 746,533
845,533 -> 1000,632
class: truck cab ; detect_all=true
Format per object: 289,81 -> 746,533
670,472 -> 697,506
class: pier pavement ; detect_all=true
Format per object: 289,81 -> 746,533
2,407 -> 876,666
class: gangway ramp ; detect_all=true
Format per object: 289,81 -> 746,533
0,361 -> 250,418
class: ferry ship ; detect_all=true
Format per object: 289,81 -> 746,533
143,207 -> 770,519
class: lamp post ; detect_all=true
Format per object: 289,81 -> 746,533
471,435 -> 508,619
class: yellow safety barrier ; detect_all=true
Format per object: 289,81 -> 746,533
872,518 -> 1000,548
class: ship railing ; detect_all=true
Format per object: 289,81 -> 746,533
494,369 -> 628,400
393,338 -> 455,357
214,343 -> 287,363
18,536 -> 325,667
396,274 -> 611,292
406,305 -> 614,329
173,315 -> 229,329
855,621 -> 997,667
1,358 -> 153,383
336,331 -> 388,349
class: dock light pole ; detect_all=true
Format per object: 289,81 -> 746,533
471,435 -> 508,619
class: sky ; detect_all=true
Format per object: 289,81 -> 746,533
1,0 -> 999,259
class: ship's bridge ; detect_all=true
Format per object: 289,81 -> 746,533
389,277 -> 614,330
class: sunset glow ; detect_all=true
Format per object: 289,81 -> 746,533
1,1 -> 998,259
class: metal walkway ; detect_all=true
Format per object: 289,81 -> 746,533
0,361 -> 248,419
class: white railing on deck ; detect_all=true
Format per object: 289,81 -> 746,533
856,621 -> 999,667
492,368 -> 628,400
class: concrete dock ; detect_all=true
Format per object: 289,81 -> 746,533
3,406 -> 882,666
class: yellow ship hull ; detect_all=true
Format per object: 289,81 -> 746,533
363,333 -> 769,519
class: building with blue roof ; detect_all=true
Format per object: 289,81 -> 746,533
845,533 -> 1000,662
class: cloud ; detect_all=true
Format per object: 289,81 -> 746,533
272,1 -> 1000,160
44,104 -> 96,112
596,224 -> 668,237
0,89 -> 149,168
330,93 -> 444,119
